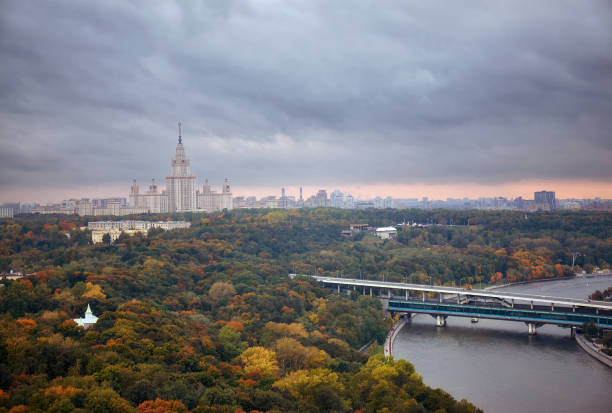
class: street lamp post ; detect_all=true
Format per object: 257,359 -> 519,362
571,252 -> 581,271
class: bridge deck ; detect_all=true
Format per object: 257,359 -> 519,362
387,299 -> 612,328
296,275 -> 612,311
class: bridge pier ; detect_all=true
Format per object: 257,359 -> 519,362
436,315 -> 447,327
527,323 -> 538,335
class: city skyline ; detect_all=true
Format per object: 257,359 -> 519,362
3,180 -> 612,206
1,1 -> 611,204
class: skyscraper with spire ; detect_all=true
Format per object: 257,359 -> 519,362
127,123 -> 232,214
166,122 -> 197,212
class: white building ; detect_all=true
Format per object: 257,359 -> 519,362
88,220 -> 191,243
376,226 -> 397,239
128,123 -> 233,214
166,123 -> 197,212
130,179 -> 168,213
73,304 -> 98,328
76,199 -> 93,216
92,198 -> 148,216
197,178 -> 233,212
0,207 -> 14,218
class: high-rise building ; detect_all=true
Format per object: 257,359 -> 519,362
314,190 -> 328,207
166,123 -> 197,212
534,190 -> 556,210
129,179 -> 140,207
1,202 -> 20,217
330,190 -> 344,208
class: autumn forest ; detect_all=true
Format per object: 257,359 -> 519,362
0,209 -> 610,412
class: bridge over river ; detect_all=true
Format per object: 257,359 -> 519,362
291,274 -> 612,335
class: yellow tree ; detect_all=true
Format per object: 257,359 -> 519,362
239,346 -> 279,377
82,282 -> 106,300
274,338 -> 331,372
273,368 -> 346,412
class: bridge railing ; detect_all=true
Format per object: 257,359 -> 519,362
388,300 -> 612,328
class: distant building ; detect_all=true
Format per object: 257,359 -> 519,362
0,202 -> 20,217
127,124 -> 232,213
354,200 -> 375,209
330,190 -> 344,208
534,191 -> 556,210
32,204 -> 75,215
197,178 -> 233,212
19,203 -> 38,214
0,207 -> 14,218
314,190 -> 328,207
350,224 -> 370,232
341,223 -> 373,237
73,304 -> 98,328
376,226 -> 397,239
166,124 -> 197,212
88,220 -> 191,243
564,201 -> 581,210
232,196 -> 247,208
130,179 -> 167,213
0,270 -> 25,280
260,196 -> 280,209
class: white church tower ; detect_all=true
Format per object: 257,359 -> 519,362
166,122 -> 197,212
74,304 -> 98,328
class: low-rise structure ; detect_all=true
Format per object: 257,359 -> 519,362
376,226 -> 397,239
88,220 -> 191,243
0,270 -> 26,280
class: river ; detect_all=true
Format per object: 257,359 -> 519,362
392,275 -> 612,413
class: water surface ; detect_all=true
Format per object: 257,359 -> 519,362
392,275 -> 612,413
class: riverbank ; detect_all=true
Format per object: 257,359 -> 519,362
358,338 -> 377,354
384,316 -> 410,357
575,333 -> 612,368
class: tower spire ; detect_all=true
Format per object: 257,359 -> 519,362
178,121 -> 182,144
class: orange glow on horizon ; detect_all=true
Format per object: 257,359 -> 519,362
2,179 -> 611,205
233,180 -> 612,201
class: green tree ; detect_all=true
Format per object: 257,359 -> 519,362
85,388 -> 135,413
217,325 -> 246,360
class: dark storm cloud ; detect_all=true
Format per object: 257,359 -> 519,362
1,0 -> 611,193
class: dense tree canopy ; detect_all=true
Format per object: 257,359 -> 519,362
1,208 -> 609,411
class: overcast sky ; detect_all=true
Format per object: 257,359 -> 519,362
1,0 -> 611,203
